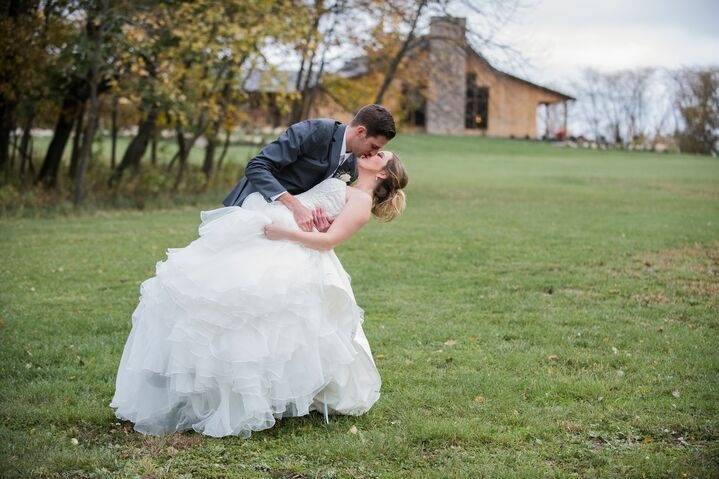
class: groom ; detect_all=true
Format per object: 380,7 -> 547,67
221,104 -> 396,232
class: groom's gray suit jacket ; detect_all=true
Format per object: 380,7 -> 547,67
221,119 -> 358,207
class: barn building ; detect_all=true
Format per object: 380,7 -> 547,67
342,16 -> 576,139
244,16 -> 575,139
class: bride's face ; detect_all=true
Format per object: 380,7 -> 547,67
358,150 -> 391,178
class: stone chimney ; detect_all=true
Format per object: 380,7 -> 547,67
426,16 -> 467,134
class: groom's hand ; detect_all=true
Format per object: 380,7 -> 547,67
293,206 -> 314,232
278,192 -> 314,231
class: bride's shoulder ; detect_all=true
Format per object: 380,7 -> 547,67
345,186 -> 372,206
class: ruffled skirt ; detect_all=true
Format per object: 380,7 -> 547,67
109,201 -> 381,438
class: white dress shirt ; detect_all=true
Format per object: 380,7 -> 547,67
270,126 -> 350,202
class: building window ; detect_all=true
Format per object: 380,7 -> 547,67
466,73 -> 488,129
401,83 -> 426,127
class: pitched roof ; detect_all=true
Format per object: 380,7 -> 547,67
337,38 -> 575,102
466,48 -> 575,101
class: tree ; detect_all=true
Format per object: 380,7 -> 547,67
365,0 -> 524,106
673,67 -> 719,155
283,0 -> 375,123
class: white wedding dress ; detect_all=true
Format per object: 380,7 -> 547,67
110,177 -> 381,438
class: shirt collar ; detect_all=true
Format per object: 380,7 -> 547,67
340,125 -> 349,159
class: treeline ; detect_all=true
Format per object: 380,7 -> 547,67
1,0 -> 304,208
0,0 -> 520,210
572,66 -> 718,154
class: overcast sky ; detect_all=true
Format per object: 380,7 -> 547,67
481,0 -> 719,91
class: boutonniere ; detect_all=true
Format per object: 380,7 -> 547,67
333,165 -> 354,184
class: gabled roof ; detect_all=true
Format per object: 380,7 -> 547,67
337,38 -> 575,102
466,48 -> 575,101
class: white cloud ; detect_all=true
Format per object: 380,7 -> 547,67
480,0 -> 719,84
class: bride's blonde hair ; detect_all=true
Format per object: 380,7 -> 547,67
372,152 -> 408,222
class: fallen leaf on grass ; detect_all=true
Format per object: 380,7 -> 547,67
547,354 -> 559,361
348,425 -> 358,434
473,395 -> 485,404
444,339 -> 457,347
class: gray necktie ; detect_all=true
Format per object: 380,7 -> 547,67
335,153 -> 352,176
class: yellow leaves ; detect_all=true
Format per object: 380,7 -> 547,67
443,339 -> 457,347
547,354 -> 559,361
129,62 -> 149,77
473,395 -> 485,405
122,24 -> 148,44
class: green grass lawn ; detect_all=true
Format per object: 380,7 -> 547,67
1,135 -> 718,478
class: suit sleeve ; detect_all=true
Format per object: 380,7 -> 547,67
244,119 -> 319,202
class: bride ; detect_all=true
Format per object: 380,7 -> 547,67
110,150 -> 408,438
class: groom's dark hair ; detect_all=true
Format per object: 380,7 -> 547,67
350,104 -> 396,140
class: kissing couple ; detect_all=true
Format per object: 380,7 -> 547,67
110,104 -> 408,438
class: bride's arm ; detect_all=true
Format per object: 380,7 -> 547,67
264,192 -> 372,251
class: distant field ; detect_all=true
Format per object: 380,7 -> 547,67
1,134 -> 718,478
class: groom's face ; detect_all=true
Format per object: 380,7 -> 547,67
350,126 -> 388,158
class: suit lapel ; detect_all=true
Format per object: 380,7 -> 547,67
325,123 -> 346,180
347,154 -> 359,182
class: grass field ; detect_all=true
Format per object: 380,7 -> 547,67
1,134 -> 718,478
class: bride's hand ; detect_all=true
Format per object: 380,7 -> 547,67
312,206 -> 333,232
264,222 -> 290,241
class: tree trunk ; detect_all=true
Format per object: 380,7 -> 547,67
74,6 -> 104,207
9,128 -> 18,172
0,0 -> 36,174
108,102 -> 158,186
36,93 -> 83,188
171,126 -> 188,190
27,136 -> 35,178
374,0 -> 426,104
110,94 -> 118,169
203,131 -> 216,180
19,110 -> 34,180
150,127 -> 157,166
75,96 -> 99,206
0,97 -> 15,176
69,99 -> 86,178
166,125 -> 185,172
172,109 -> 208,190
216,129 -> 231,171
